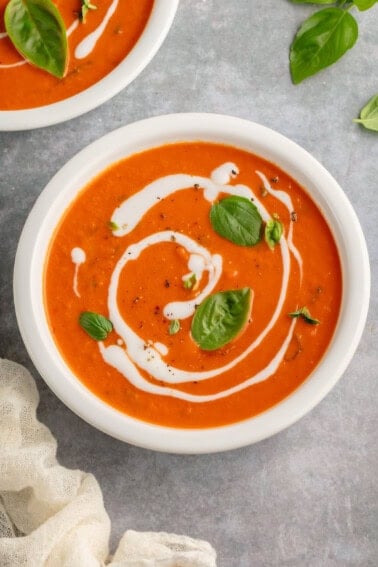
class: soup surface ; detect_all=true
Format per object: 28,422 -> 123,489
0,0 -> 153,110
44,142 -> 342,428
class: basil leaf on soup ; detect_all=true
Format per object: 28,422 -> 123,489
79,312 -> 113,341
353,0 -> 377,10
289,306 -> 320,325
5,0 -> 68,79
191,288 -> 251,351
290,8 -> 358,84
265,219 -> 283,249
210,196 -> 262,246
169,319 -> 181,335
354,94 -> 378,132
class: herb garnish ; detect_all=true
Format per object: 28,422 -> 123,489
265,218 -> 283,250
169,319 -> 181,335
183,274 -> 197,290
79,312 -> 113,340
4,0 -> 68,78
354,94 -> 378,132
289,1 -> 377,84
80,0 -> 97,23
289,306 -> 320,325
210,196 -> 262,247
191,288 -> 251,350
107,221 -> 119,231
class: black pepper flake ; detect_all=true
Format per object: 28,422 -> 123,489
231,169 -> 237,176
159,213 -> 166,220
271,176 -> 279,183
194,183 -> 200,189
170,234 -> 176,242
133,296 -> 140,304
291,211 -> 298,222
164,279 -> 170,288
138,321 -> 143,328
154,306 -> 160,315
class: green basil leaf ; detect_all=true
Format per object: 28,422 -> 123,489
354,94 -> 378,131
265,219 -> 283,249
353,0 -> 377,10
5,0 -> 68,79
290,8 -> 358,84
210,196 -> 262,247
169,319 -> 181,335
289,306 -> 320,325
183,274 -> 197,290
79,312 -> 113,341
191,288 -> 251,350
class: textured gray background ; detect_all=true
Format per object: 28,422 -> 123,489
0,1 -> 377,565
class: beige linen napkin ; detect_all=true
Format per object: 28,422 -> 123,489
0,359 -> 217,567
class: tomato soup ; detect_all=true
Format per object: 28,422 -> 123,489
0,0 -> 153,110
44,142 -> 342,428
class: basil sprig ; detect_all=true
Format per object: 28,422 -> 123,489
265,219 -> 283,250
210,196 -> 262,247
169,319 -> 181,335
4,0 -> 68,78
191,288 -> 251,351
354,94 -> 378,132
79,312 -> 113,340
290,7 -> 358,84
289,306 -> 320,325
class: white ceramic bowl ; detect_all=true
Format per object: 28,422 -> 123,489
14,114 -> 370,453
0,0 -> 178,131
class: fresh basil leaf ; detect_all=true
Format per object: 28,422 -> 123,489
353,0 -> 377,10
191,288 -> 251,350
290,8 -> 358,84
354,94 -> 378,131
79,312 -> 113,340
183,274 -> 197,290
289,306 -> 320,325
210,196 -> 262,247
80,0 -> 97,23
265,219 -> 283,250
169,319 -> 181,335
5,0 -> 68,79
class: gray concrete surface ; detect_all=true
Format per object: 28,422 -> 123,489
1,1 -> 377,565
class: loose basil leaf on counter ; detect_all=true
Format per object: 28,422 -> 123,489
169,319 -> 181,335
290,8 -> 358,84
265,219 -> 283,250
353,0 -> 377,10
79,312 -> 113,340
354,94 -> 378,132
210,196 -> 262,246
289,306 -> 320,325
191,288 -> 251,351
4,0 -> 68,79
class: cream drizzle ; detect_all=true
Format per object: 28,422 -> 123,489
75,0 -> 119,60
71,247 -> 86,298
96,163 -> 303,402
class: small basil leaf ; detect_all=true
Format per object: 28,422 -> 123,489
79,312 -> 113,340
210,196 -> 262,246
354,94 -> 378,132
169,319 -> 181,335
290,8 -> 358,84
265,219 -> 283,250
183,274 -> 197,290
5,0 -> 68,79
289,306 -> 320,325
353,0 -> 377,10
191,288 -> 251,351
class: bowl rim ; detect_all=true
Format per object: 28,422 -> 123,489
13,113 -> 371,454
0,0 -> 179,131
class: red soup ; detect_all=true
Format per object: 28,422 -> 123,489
44,142 -> 342,428
0,0 -> 154,110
